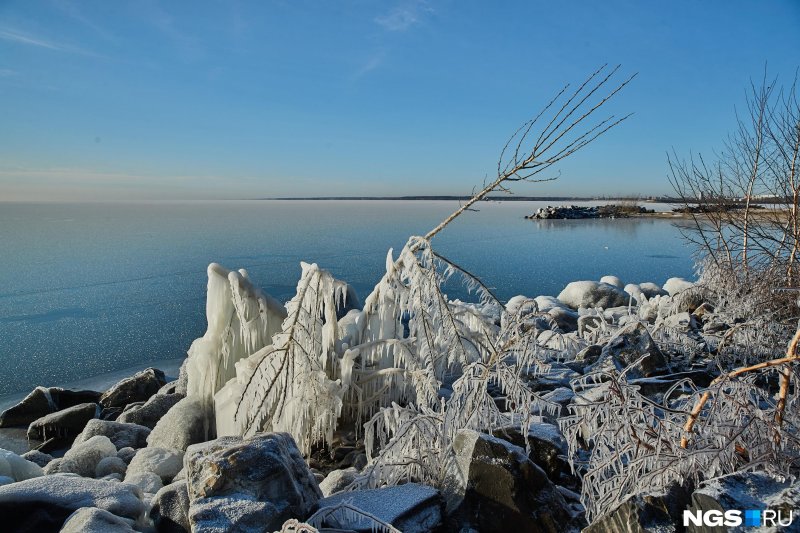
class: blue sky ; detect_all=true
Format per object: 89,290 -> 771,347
1,1 -> 798,201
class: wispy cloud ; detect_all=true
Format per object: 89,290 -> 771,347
0,27 -> 100,57
375,0 -> 432,32
352,51 -> 386,80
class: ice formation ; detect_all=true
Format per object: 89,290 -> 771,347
0,448 -> 43,482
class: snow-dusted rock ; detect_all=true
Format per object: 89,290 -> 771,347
0,476 -> 144,532
624,283 -> 645,303
118,392 -> 183,429
0,448 -> 43,482
74,419 -> 151,450
185,432 -> 321,532
151,481 -> 190,533
583,481 -> 692,533
638,282 -> 667,298
27,402 -> 99,442
96,456 -> 128,478
662,277 -> 694,296
600,275 -> 624,288
188,494 -> 275,533
53,435 -> 117,478
319,467 -> 358,497
60,507 -> 137,533
125,447 -> 183,485
125,471 -> 163,494
100,368 -> 167,409
315,483 -> 444,533
557,281 -> 629,310
147,397 -> 205,452
447,430 -> 580,532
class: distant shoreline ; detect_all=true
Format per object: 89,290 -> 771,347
255,196 -> 682,202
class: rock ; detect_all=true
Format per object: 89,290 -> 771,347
319,467 -> 358,497
600,275 -> 624,288
175,359 -> 189,396
185,432 -> 321,532
558,281 -> 629,310
42,458 -> 62,475
117,447 -> 137,464
491,423 -> 569,482
60,507 -> 137,533
151,481 -> 190,533
638,282 -> 668,298
663,311 -> 697,331
21,450 -> 52,468
624,283 -> 646,303
52,435 -> 117,477
0,387 -> 100,428
147,397 -> 206,452
74,419 -> 151,450
118,393 -> 184,429
547,307 -> 579,332
688,472 -> 799,532
188,495 -> 275,532
575,344 -> 602,364
314,483 -> 444,533
596,322 -> 668,378
100,368 -> 167,409
125,447 -> 183,485
0,476 -> 144,532
446,429 -> 581,532
126,471 -> 163,493
663,277 -> 694,296
584,480 -> 692,533
0,448 -> 43,482
96,456 -> 128,478
26,402 -> 98,442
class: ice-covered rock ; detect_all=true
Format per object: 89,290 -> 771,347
0,476 -> 145,532
447,429 -> 581,532
319,467 -> 358,497
27,402 -> 99,442
557,281 -> 629,310
0,387 -> 101,428
583,480 -> 692,533
600,275 -> 624,288
624,283 -> 646,303
0,448 -> 43,482
151,481 -> 190,533
21,449 -> 52,468
117,447 -> 137,464
185,432 -> 321,532
125,471 -> 163,493
594,321 -> 668,378
74,419 -> 151,450
492,423 -> 569,482
314,483 -> 444,533
186,263 -> 287,408
96,456 -> 128,478
662,277 -> 694,296
188,494 -> 276,532
638,282 -> 668,298
53,435 -> 117,477
118,392 -> 183,429
125,447 -> 183,485
60,507 -> 137,533
100,368 -> 167,409
147,397 -> 205,452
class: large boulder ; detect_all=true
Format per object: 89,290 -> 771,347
74,419 -> 151,450
151,481 -> 190,533
118,393 -> 184,429
50,435 -> 117,477
0,387 -> 100,428
314,483 -> 444,533
491,423 -> 569,483
147,397 -> 206,452
185,432 -> 321,532
0,448 -> 43,482
600,275 -> 624,289
60,507 -> 137,533
100,368 -> 167,409
27,402 -> 99,442
446,429 -> 582,532
596,322 -> 668,378
557,281 -> 629,310
0,476 -> 144,532
663,277 -> 694,296
125,447 -> 183,486
584,481 -> 692,533
21,449 -> 53,468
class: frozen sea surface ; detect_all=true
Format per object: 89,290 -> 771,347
0,200 -> 693,396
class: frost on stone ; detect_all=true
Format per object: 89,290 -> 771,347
54,435 -> 118,478
124,447 -> 183,485
0,448 -> 43,482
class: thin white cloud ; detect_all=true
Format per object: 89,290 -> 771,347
375,0 -> 432,31
353,51 -> 386,80
0,27 -> 100,57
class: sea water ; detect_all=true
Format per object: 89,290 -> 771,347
0,200 -> 694,397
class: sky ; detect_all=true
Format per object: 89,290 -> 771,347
1,1 -> 799,201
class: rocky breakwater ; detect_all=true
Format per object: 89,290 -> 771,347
526,204 -> 655,220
